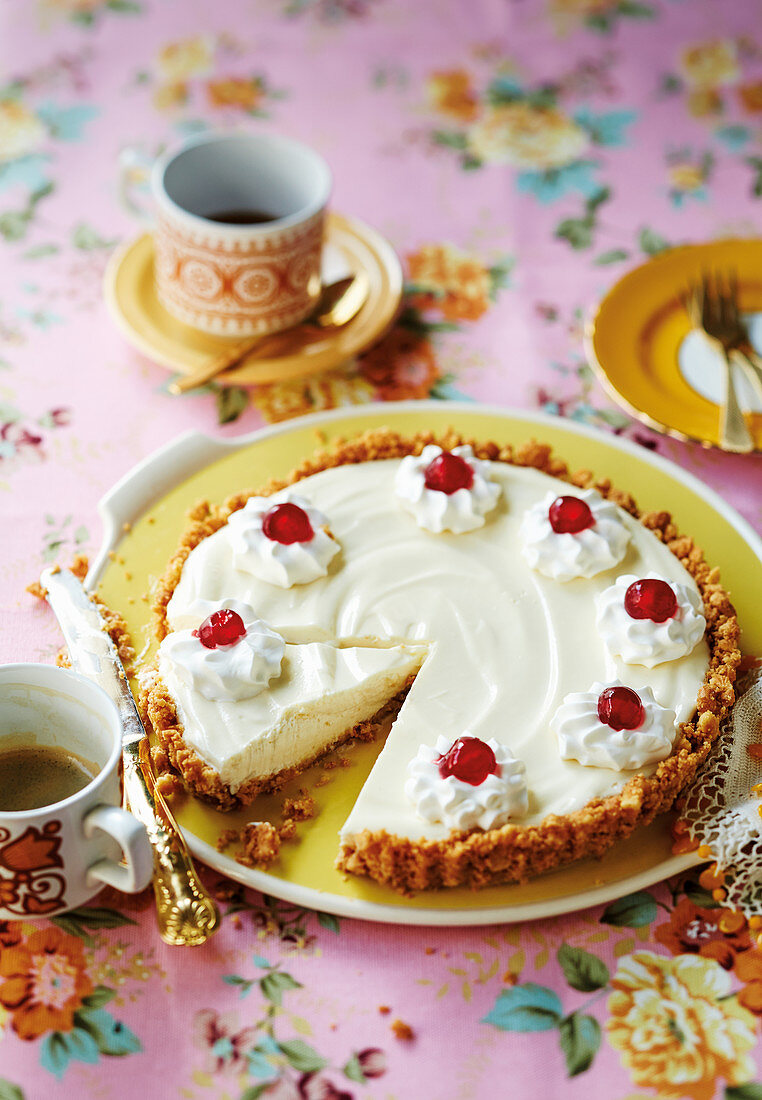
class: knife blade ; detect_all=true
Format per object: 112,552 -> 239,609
40,567 -> 220,946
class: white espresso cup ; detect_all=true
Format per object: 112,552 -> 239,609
151,131 -> 332,337
0,664 -> 153,919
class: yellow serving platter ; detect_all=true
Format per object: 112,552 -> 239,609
104,212 -> 402,387
586,238 -> 762,451
91,403 -> 762,924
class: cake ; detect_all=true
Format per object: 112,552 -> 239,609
143,429 -> 740,891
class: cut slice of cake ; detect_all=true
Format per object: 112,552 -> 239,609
143,615 -> 426,810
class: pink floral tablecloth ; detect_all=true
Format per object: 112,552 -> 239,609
4,1 -> 762,1097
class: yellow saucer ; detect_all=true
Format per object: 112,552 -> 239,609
92,404 -> 762,924
103,212 -> 403,387
585,239 -> 762,451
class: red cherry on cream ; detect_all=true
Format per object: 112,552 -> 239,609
423,451 -> 474,495
195,608 -> 247,650
262,502 -> 314,545
436,737 -> 499,785
624,578 -> 678,623
548,495 -> 595,535
597,686 -> 645,731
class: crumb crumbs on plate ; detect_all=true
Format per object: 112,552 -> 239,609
282,794 -> 316,822
238,821 -> 281,866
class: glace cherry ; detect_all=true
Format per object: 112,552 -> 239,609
624,578 -> 678,623
548,495 -> 595,535
195,608 -> 247,650
597,686 -> 645,731
436,737 -> 499,785
262,502 -> 314,545
423,451 -> 474,495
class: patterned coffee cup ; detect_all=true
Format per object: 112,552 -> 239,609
0,664 -> 153,919
151,132 -> 332,337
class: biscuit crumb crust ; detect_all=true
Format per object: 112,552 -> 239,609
144,428 -> 740,892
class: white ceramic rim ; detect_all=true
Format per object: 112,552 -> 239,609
0,663 -> 123,819
87,401 -> 762,925
151,131 -> 332,237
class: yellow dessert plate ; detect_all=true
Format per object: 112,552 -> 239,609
89,403 -> 762,925
585,238 -> 762,451
103,212 -> 402,387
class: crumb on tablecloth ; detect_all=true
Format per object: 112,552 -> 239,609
378,1005 -> 390,1015
391,1019 -> 415,1041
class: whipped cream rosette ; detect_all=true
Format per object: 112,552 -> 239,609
596,572 -> 706,668
394,444 -> 501,533
227,492 -> 339,587
159,601 -> 284,702
519,487 -> 631,581
552,680 -> 677,770
405,735 -> 528,830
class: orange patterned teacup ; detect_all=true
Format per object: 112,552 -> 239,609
151,132 -> 332,337
0,664 -> 153,918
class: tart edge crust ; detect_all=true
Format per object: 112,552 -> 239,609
143,427 -> 741,891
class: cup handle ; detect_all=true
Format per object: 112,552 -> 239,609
117,145 -> 158,224
84,803 -> 154,893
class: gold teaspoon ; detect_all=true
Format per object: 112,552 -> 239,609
169,271 -> 369,395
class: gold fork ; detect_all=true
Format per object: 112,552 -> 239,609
684,272 -> 754,453
708,269 -> 762,404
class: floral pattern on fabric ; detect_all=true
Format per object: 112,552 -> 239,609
3,0 -> 762,1097
0,912 -> 145,1083
146,34 -> 286,120
481,877 -> 762,1096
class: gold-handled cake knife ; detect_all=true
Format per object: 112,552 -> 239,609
40,567 -> 220,946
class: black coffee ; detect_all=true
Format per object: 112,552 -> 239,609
0,742 -> 100,811
204,208 -> 279,225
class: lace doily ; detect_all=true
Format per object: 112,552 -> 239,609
680,667 -> 762,917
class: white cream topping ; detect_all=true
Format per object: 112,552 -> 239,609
166,459 -> 710,838
158,641 -> 426,791
596,572 -> 707,668
159,602 -> 284,702
520,487 -> 631,582
394,444 -> 501,533
227,491 -> 339,587
405,735 -> 528,831
552,681 -> 677,771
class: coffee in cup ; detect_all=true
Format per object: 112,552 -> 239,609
0,741 -> 100,812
